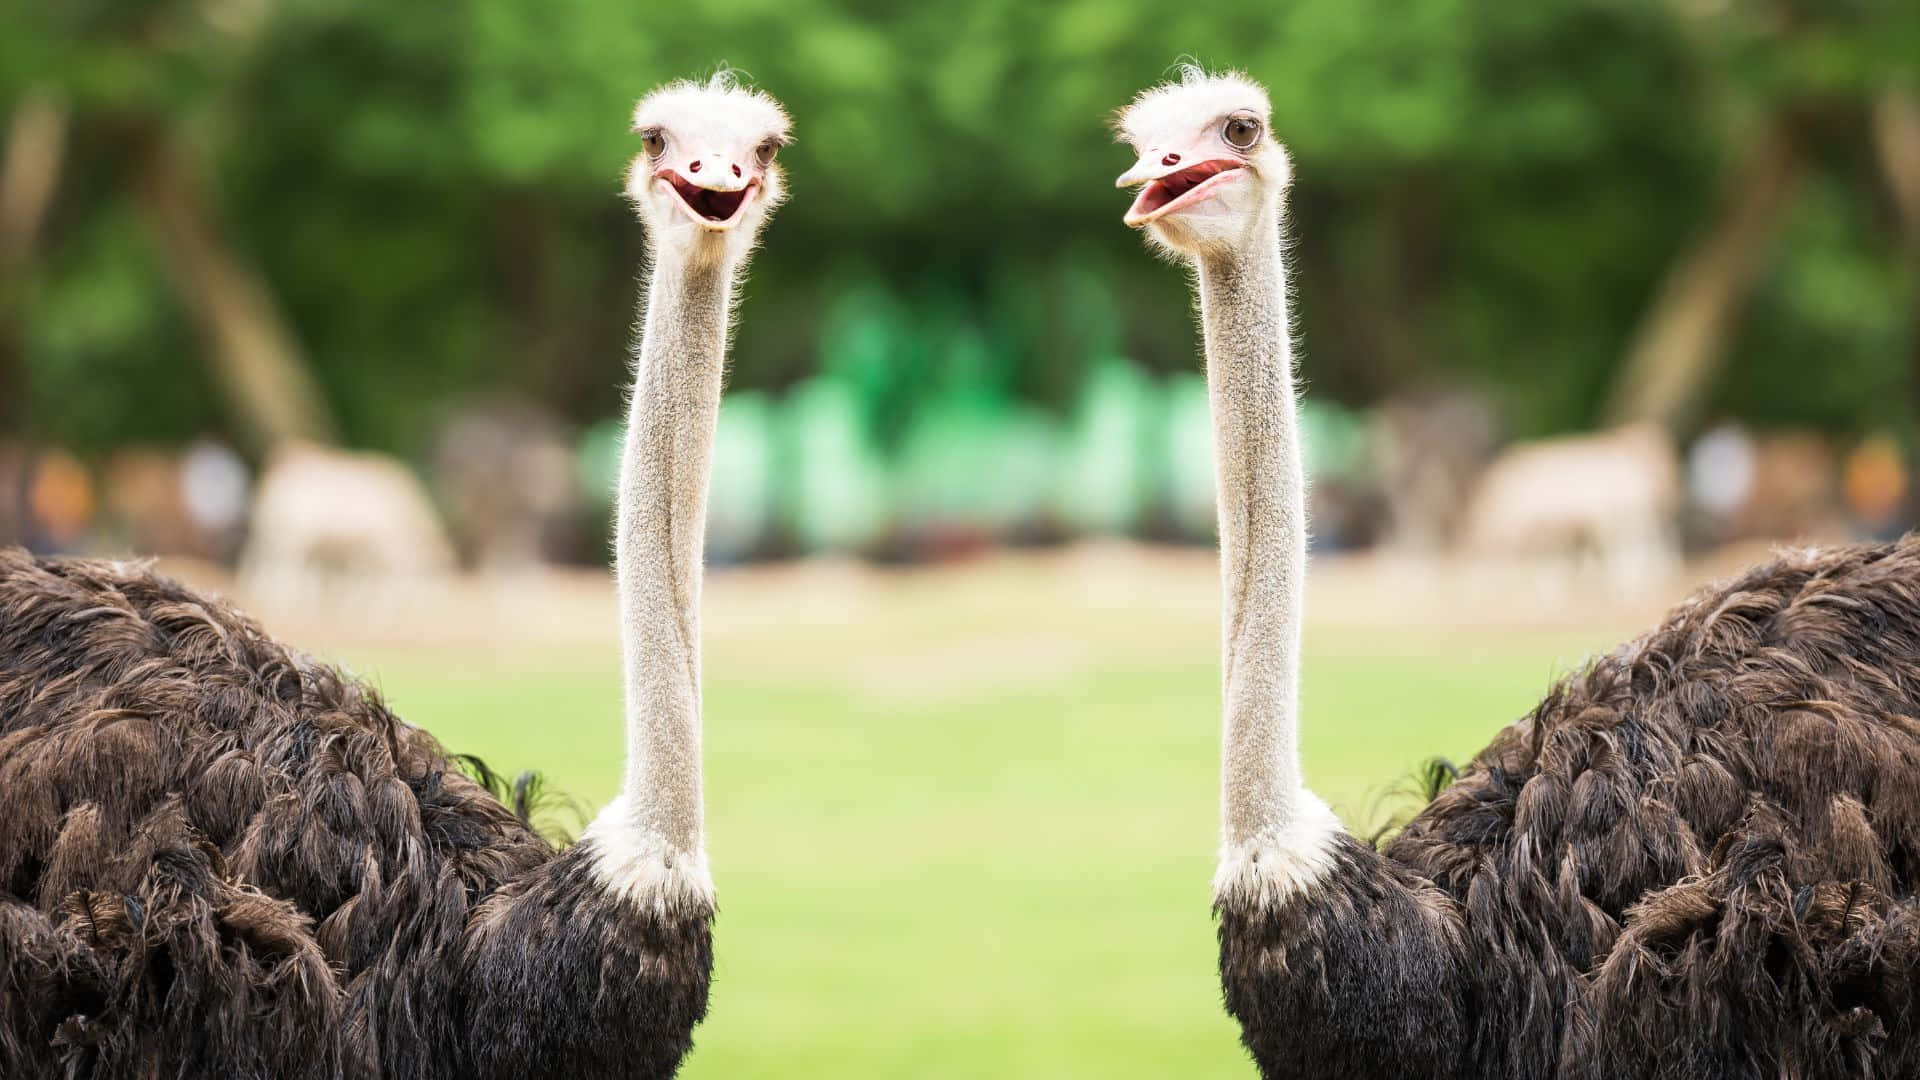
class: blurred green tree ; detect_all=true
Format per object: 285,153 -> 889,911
3,0 -> 1916,461
5,0 -> 338,449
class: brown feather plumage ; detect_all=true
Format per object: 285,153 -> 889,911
1222,537 -> 1920,1078
0,548 -> 710,1078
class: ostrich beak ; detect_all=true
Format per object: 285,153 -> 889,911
1116,152 -> 1184,189
655,172 -> 761,231
1118,151 -> 1247,228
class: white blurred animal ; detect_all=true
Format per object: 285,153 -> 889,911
1459,422 -> 1681,589
238,441 -> 454,612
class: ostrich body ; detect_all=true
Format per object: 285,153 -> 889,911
1117,68 -> 1920,1079
0,73 -> 790,1079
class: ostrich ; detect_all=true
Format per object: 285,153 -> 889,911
0,72 -> 790,1079
1117,67 -> 1920,1079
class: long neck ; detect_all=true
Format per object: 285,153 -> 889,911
610,246 -> 733,864
1197,211 -> 1309,853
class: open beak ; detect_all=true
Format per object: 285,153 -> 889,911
1118,157 -> 1247,228
657,171 -> 759,230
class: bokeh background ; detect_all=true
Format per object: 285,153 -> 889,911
4,1 -> 1920,1075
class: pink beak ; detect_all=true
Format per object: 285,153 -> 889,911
1118,147 -> 1248,228
1115,146 -> 1196,189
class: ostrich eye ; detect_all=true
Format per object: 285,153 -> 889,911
641,130 -> 666,160
755,141 -> 778,166
1223,114 -> 1261,150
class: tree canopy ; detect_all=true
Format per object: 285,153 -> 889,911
5,0 -> 1918,457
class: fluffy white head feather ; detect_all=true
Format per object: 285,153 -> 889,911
1114,66 -> 1291,257
626,70 -> 793,261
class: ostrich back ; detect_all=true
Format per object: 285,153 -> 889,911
1223,537 -> 1920,1080
0,550 -> 711,1079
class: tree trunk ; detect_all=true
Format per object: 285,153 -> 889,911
133,134 -> 338,450
1603,116 -> 1805,434
1876,89 -> 1920,239
0,90 -> 69,434
1871,87 -> 1920,419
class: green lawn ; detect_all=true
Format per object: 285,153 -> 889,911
326,559 -> 1625,1078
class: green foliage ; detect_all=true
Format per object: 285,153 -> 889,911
10,0 -> 1919,456
1721,169 -> 1914,431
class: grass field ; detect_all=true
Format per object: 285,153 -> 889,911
297,549 -> 1643,1078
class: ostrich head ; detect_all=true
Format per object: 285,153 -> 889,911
1114,67 -> 1290,257
626,71 -> 792,261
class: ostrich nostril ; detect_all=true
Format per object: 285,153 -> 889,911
732,164 -> 742,178
1162,153 -> 1181,167
688,160 -> 702,173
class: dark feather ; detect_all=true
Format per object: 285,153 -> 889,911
1223,536 -> 1920,1079
0,549 -> 709,1078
